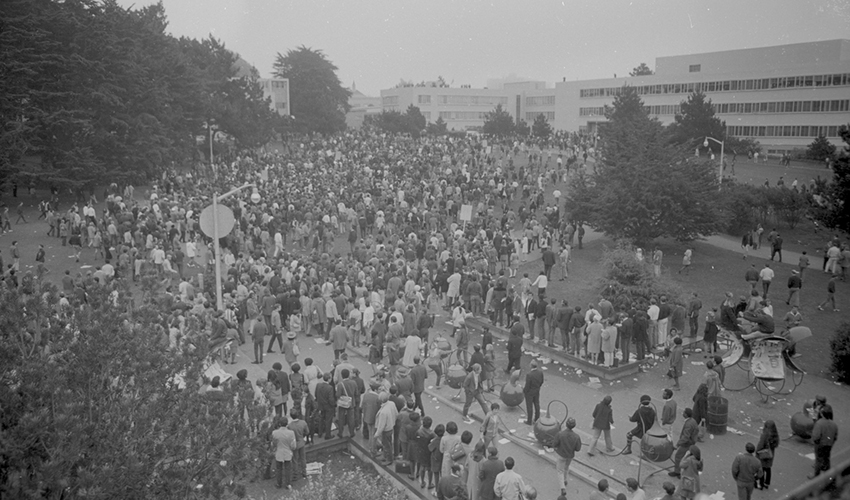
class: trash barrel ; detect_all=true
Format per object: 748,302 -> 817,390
706,396 -> 728,435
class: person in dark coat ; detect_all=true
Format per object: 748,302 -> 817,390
523,360 -> 544,425
691,384 -> 709,430
314,373 -> 336,440
624,395 -> 656,455
505,323 -> 524,373
755,420 -> 779,490
478,447 -> 505,500
588,395 -> 614,455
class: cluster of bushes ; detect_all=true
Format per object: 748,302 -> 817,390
598,242 -> 687,311
718,181 -> 812,236
287,470 -> 407,500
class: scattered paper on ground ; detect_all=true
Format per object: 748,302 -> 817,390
499,438 -> 510,445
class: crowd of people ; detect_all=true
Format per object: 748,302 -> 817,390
0,125 -> 843,500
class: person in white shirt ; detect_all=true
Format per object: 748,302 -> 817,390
531,271 -> 548,296
494,457 -> 526,500
647,298 -> 660,347
626,477 -> 646,500
759,264 -> 775,297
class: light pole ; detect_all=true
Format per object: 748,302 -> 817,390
704,136 -> 724,191
206,184 -> 258,311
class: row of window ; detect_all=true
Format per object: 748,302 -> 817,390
579,73 -> 850,98
645,104 -> 681,115
438,111 -> 488,120
715,99 -> 850,114
382,96 -> 399,106
525,112 -> 555,121
579,107 -> 605,116
526,96 -> 556,106
437,95 -> 509,106
727,124 -> 842,138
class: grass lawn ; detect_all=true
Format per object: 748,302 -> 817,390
531,233 -> 847,380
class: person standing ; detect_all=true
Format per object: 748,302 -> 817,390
657,296 -> 671,347
669,337 -> 684,390
437,464 -> 464,500
687,293 -> 702,338
410,356 -> 428,415
731,442 -> 763,500
669,408 -> 699,478
601,319 -> 617,367
315,373 -> 336,441
493,457 -> 525,500
480,403 -> 503,450
541,247 -> 556,280
770,233 -> 784,262
478,447 -> 505,500
271,417 -> 296,490
505,323 -> 523,373
587,395 -> 614,456
462,364 -> 489,423
523,360 -> 544,425
755,420 -> 779,490
679,445 -> 703,499
660,388 -> 677,439
652,247 -> 663,276
817,274 -> 839,312
287,409 -> 309,483
551,417 -> 582,494
809,405 -> 838,478
335,368 -> 358,439
760,264 -> 775,297
799,251 -> 810,280
251,319 -> 268,364
374,391 -> 399,465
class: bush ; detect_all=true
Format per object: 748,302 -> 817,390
597,241 -> 686,311
288,469 -> 407,500
830,322 -> 850,384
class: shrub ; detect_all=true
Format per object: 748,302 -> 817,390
597,241 -> 686,311
288,469 -> 407,500
830,321 -> 850,384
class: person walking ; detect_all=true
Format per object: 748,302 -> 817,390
817,274 -> 839,312
505,323 -> 523,373
755,420 -> 779,490
551,417 -> 581,494
587,395 -> 615,456
480,403 -> 503,450
523,360 -> 544,425
808,405 -> 838,478
731,442 -> 763,500
493,457 -> 526,500
770,232 -> 784,262
462,364 -> 489,423
786,270 -> 802,307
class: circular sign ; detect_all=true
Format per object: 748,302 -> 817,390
199,204 -> 235,239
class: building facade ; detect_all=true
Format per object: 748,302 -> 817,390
258,78 -> 291,117
379,40 -> 850,151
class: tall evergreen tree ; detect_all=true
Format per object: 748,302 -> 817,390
482,104 -> 515,136
273,46 -> 351,134
667,90 -> 726,151
566,86 -> 721,244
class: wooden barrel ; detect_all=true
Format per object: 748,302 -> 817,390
706,396 -> 728,435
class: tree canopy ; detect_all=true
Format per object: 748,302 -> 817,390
273,46 -> 351,135
667,91 -> 726,151
0,0 -> 278,194
566,86 -> 722,244
531,114 -> 553,139
814,124 -> 850,233
0,281 -> 264,499
365,105 -> 426,137
807,135 -> 837,161
482,104 -> 515,137
629,63 -> 654,76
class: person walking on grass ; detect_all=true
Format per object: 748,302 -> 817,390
678,248 -> 692,275
817,275 -> 839,312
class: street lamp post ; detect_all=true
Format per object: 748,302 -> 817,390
207,184 -> 257,311
704,136 -> 725,191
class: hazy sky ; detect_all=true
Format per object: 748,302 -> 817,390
119,0 -> 850,95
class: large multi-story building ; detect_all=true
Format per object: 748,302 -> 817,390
379,39 -> 850,152
258,78 -> 291,117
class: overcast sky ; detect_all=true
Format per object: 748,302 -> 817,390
119,0 -> 849,95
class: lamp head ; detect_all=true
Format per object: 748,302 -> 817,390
251,190 -> 261,204
703,139 -> 709,148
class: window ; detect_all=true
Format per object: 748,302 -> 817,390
579,107 -> 604,116
689,64 -> 701,73
382,96 -> 399,106
418,95 -> 431,104
526,96 -> 556,106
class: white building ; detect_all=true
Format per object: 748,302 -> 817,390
379,39 -> 850,151
258,78 -> 291,117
